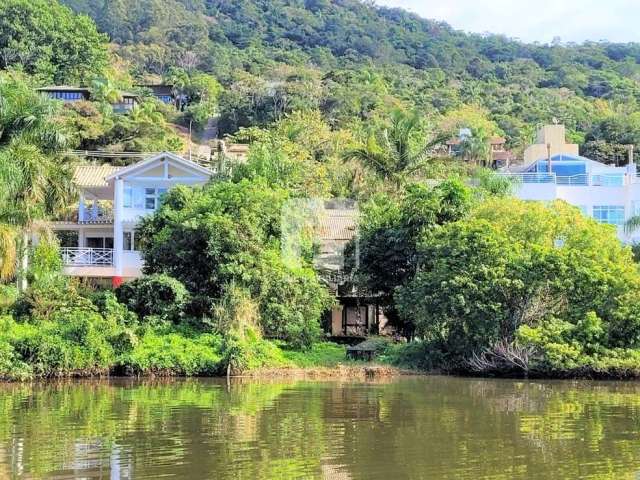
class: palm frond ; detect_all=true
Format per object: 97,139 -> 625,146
625,215 -> 640,234
0,224 -> 17,281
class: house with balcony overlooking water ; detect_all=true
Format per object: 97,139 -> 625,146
501,124 -> 639,243
48,152 -> 212,287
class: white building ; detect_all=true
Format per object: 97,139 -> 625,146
49,152 -> 212,287
502,125 -> 639,243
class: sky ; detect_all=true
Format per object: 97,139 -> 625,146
375,0 -> 639,44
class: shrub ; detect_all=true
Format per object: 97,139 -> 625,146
0,285 -> 18,314
219,326 -> 288,373
396,199 -> 640,371
120,326 -> 224,376
1,307 -> 120,378
115,274 -> 189,321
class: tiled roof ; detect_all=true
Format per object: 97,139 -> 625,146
317,210 -> 358,241
37,85 -> 90,93
73,165 -> 122,188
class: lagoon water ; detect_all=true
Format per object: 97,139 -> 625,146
1,376 -> 640,479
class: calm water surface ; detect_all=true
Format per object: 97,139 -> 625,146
1,376 -> 640,479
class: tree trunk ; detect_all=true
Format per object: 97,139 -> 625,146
18,230 -> 29,292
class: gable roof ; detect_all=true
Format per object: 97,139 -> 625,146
105,152 -> 213,181
317,209 -> 358,241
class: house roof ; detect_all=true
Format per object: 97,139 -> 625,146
105,151 -> 212,181
227,144 -> 250,152
493,150 -> 515,161
318,209 -> 358,241
136,84 -> 174,95
73,165 -> 122,188
37,85 -> 91,93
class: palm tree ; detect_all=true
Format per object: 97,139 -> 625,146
0,224 -> 17,282
343,109 -> 446,187
0,75 -> 75,290
624,216 -> 640,236
91,76 -> 123,105
459,134 -> 491,167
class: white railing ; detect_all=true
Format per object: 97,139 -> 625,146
498,173 -> 555,184
61,248 -> 113,266
498,173 -> 627,186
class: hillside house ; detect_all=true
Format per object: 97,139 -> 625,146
37,86 -> 91,102
314,202 -> 391,338
48,152 -> 212,287
38,86 -> 139,114
447,128 -> 515,168
500,124 -> 639,243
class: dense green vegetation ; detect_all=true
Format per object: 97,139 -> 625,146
356,186 -> 640,377
4,0 -> 640,380
49,0 -> 640,160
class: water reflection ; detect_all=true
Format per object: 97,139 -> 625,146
1,377 -> 640,479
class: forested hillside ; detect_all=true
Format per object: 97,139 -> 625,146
52,0 -> 640,160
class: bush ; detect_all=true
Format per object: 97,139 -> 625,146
0,307 -> 121,379
219,326 -> 288,373
0,285 -> 18,314
115,274 -> 189,321
396,199 -> 640,371
137,179 -> 333,346
119,326 -> 224,376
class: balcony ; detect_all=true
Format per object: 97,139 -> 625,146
499,173 -> 627,186
61,248 -> 113,266
79,203 -> 113,224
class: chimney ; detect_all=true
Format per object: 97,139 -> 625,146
547,143 -> 552,174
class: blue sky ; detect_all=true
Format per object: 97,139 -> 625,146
376,0 -> 638,44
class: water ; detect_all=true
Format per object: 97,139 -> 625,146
1,376 -> 640,479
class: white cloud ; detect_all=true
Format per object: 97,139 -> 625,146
375,0 -> 640,43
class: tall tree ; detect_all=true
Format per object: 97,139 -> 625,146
0,75 -> 75,289
0,0 -> 108,84
343,109 -> 445,187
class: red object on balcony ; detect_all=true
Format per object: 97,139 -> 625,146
112,276 -> 124,288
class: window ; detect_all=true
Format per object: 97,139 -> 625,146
86,237 -> 114,249
124,187 -> 145,209
123,231 -> 134,251
143,188 -> 168,210
50,91 -> 83,100
124,187 -> 132,208
593,206 -> 625,225
145,188 -> 156,209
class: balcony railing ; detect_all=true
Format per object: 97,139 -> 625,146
499,173 -> 627,186
79,204 -> 113,224
61,248 -> 113,266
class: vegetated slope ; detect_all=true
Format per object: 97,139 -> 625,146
61,0 -> 640,153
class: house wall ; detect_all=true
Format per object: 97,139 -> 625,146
513,180 -> 640,243
524,125 -> 579,164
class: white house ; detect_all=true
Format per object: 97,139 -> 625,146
502,125 -> 640,243
49,152 -> 212,287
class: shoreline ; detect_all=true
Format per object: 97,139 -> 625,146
0,363 -> 419,383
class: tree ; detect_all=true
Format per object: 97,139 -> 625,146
0,0 -> 108,84
459,133 -> 491,166
396,199 -> 640,368
343,109 -> 446,187
348,180 -> 472,337
136,179 -> 333,346
0,74 -> 75,290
